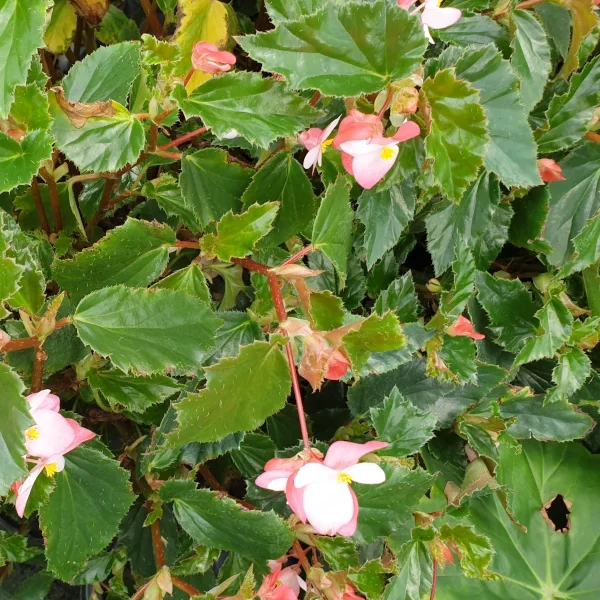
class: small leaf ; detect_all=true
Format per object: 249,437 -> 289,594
422,69 -> 488,202
0,531 -> 41,567
559,0 -> 598,77
440,242 -> 475,322
375,273 -> 420,323
168,340 -> 290,445
545,347 -> 591,404
172,73 -> 320,148
238,0 -> 427,96
73,286 -> 222,375
437,13 -> 505,47
96,5 -> 141,45
509,187 -> 553,254
10,84 -> 52,132
439,524 -> 494,579
153,264 -> 212,305
53,218 -> 175,302
558,212 -> 600,277
371,387 -> 437,457
160,479 -> 294,561
312,178 -> 354,286
44,0 -> 78,55
201,202 -> 279,261
309,291 -> 345,331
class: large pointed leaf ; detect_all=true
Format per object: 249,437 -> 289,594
437,441 -> 600,600
238,0 -> 427,96
73,286 -> 222,375
167,340 -> 290,445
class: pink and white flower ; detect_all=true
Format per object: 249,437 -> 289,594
298,117 -> 341,172
292,441 -> 388,536
257,559 -> 306,600
446,315 -> 485,340
398,0 -> 461,44
339,122 -> 420,189
192,41 -> 236,74
333,110 -> 384,175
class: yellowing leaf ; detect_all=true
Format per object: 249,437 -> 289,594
44,0 -> 77,54
560,0 -> 598,77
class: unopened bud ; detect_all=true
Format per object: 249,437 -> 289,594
426,278 -> 442,293
493,270 -> 512,280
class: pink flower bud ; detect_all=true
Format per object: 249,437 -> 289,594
191,41 -> 236,74
325,350 -> 350,380
446,315 -> 485,340
537,158 -> 566,182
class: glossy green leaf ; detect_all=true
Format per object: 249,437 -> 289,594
239,0 -> 427,96
437,14 -> 505,48
88,370 -> 183,413
168,340 -> 290,445
510,11 -> 551,114
0,531 -> 40,566
558,212 -> 600,277
39,445 -> 134,581
201,202 -> 279,261
160,479 -> 294,560
205,312 -> 264,364
309,290 -> 345,331
440,242 -> 475,322
371,387 -> 437,458
153,263 -> 212,305
54,218 -> 175,302
422,69 -> 488,202
180,148 -> 253,230
348,560 -> 388,600
545,347 -> 591,404
73,286 -> 222,375
509,187 -> 553,254
375,272 -> 420,323
357,181 -> 415,269
230,433 -> 276,478
0,364 -> 32,496
242,151 -> 316,247
0,0 -> 49,117
536,55 -> 600,153
63,42 -> 140,105
172,73 -> 319,148
312,178 -> 353,285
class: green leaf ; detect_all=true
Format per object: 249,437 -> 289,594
230,433 -> 276,478
0,0 -> 49,117
440,242 -> 475,322
97,5 -> 141,45
172,73 -> 319,148
348,560 -> 388,600
0,364 -> 31,496
205,312 -> 264,364
501,394 -> 593,441
439,524 -> 494,580
43,0 -> 77,54
213,263 -> 247,311
153,264 -> 212,305
475,272 -> 538,352
545,347 -> 591,404
39,445 -> 134,581
0,531 -> 40,567
544,143 -> 600,267
312,178 -> 354,286
514,296 -> 573,366
437,13 -> 505,48
422,69 -> 488,202
450,45 -> 541,188
88,370 -> 183,413
264,0 -> 326,24
536,55 -> 600,153
201,202 -> 279,261
558,212 -> 600,277
54,218 -> 175,302
10,83 -> 52,132
437,441 -> 600,599
238,0 -> 427,96
160,479 -> 294,561
242,151 -> 316,247
180,148 -> 254,230
434,334 -> 479,386
375,272 -> 420,323
357,181 -> 415,269
63,42 -> 140,105
510,10 -> 551,114
168,340 -> 290,445
509,187 -> 553,254
0,130 -> 53,194
309,290 -> 345,331
48,89 -> 145,173
353,464 -> 434,544
559,0 -> 598,78
371,387 -> 437,458
143,174 -> 204,233
73,286 -> 222,375
316,537 -> 360,571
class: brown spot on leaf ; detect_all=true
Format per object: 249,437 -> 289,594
541,494 -> 572,533
67,0 -> 109,26
52,88 -> 115,128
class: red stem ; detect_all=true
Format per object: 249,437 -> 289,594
171,576 -> 202,597
2,318 -> 72,353
130,581 -> 150,600
280,244 -> 313,267
174,240 -> 201,249
184,68 -> 195,86
309,92 -> 321,107
30,343 -> 46,393
430,560 -> 438,600
157,126 -> 208,152
150,519 -> 166,569
377,87 -> 394,119
231,256 -> 269,275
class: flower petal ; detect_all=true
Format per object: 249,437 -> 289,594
339,139 -> 382,157
324,441 -> 389,471
286,473 -> 307,522
321,115 -> 342,142
62,419 -> 95,454
351,146 -> 398,189
26,409 -> 75,458
15,463 -> 44,518
294,463 -> 337,488
27,389 -> 60,413
302,481 -> 355,535
256,470 -> 291,491
422,6 -> 462,29
336,487 -> 359,537
278,567 -> 302,596
303,145 -> 322,170
392,120 -> 421,143
344,462 -> 386,484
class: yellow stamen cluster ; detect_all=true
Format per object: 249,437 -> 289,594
44,463 -> 59,478
25,426 -> 40,440
380,147 -> 395,160
321,139 -> 333,151
337,472 -> 353,484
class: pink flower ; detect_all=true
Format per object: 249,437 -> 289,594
14,390 -> 95,517
325,350 -> 350,381
537,158 -> 565,182
339,122 -> 420,189
298,117 -> 341,172
292,441 -> 388,536
257,560 -> 306,600
447,316 -> 485,340
191,41 -> 236,74
398,0 -> 461,43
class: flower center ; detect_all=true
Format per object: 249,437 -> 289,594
320,139 -> 333,151
337,472 -> 353,484
380,147 -> 395,160
44,462 -> 59,478
25,426 -> 40,440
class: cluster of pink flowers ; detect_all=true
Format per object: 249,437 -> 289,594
256,441 -> 388,537
11,390 -> 95,517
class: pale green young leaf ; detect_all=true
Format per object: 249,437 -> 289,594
434,334 -> 478,386
168,341 -> 290,445
172,73 -> 319,148
10,84 -> 52,132
153,264 -> 212,305
309,291 -> 345,331
545,347 -> 591,404
54,218 -> 175,302
375,273 -> 420,323
73,286 -> 222,375
201,202 -> 279,261
239,1 -> 427,96
312,178 -> 354,286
